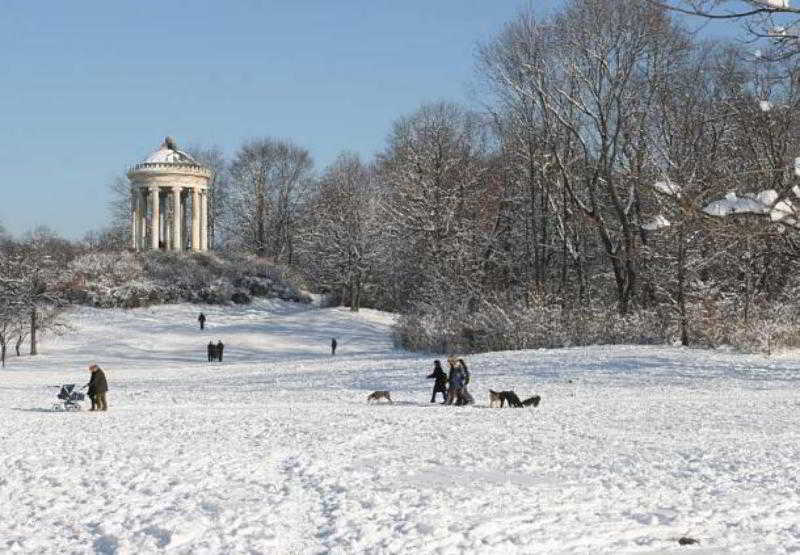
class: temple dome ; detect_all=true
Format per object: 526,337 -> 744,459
143,136 -> 198,164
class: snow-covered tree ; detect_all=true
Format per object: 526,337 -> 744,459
298,153 -> 381,311
377,102 -> 488,312
225,138 -> 314,262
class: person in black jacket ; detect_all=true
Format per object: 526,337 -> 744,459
331,337 -> 337,356
198,312 -> 206,330
216,340 -> 224,362
426,360 -> 448,403
207,341 -> 216,362
86,364 -> 109,411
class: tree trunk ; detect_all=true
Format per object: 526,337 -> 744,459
350,275 -> 361,312
1,344 -> 5,368
30,308 -> 38,356
15,335 -> 23,356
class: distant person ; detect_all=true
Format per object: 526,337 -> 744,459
85,364 -> 108,411
331,337 -> 337,356
457,359 -> 474,405
198,312 -> 206,330
217,340 -> 224,362
207,341 -> 216,362
426,360 -> 448,404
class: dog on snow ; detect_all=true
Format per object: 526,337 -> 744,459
489,390 -> 541,408
366,391 -> 393,404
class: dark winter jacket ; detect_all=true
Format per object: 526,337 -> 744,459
451,368 -> 465,388
459,360 -> 470,385
88,368 -> 108,394
447,363 -> 459,388
426,361 -> 448,390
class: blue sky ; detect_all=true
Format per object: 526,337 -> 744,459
0,0 -> 734,239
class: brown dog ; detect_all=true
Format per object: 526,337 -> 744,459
366,391 -> 393,404
489,390 -> 502,408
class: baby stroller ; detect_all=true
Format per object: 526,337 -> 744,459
53,384 -> 85,411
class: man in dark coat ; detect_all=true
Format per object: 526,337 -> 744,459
207,341 -> 216,362
426,360 -> 448,403
198,312 -> 206,330
216,340 -> 224,362
86,364 -> 109,411
331,337 -> 337,356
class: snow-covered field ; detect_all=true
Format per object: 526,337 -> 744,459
1,299 -> 799,554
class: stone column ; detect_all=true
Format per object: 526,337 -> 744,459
191,187 -> 200,251
164,197 -> 171,249
200,190 -> 208,251
172,186 -> 182,251
139,189 -> 147,249
131,188 -> 138,250
150,186 -> 160,250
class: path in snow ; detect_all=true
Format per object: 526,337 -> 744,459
1,299 -> 799,553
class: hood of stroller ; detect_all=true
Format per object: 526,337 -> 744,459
57,384 -> 82,400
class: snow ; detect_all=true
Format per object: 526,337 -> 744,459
756,0 -> 790,9
703,190 -> 799,225
653,180 -> 681,198
759,100 -> 773,112
144,147 -> 197,164
641,214 -> 670,231
2,299 -> 800,553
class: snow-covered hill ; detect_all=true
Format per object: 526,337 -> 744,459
1,299 -> 799,553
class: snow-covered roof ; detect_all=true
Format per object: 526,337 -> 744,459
142,137 -> 197,165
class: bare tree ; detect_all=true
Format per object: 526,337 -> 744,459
299,153 -> 382,310
655,0 -> 800,59
377,102 -> 489,312
104,174 -> 133,249
226,138 -> 314,262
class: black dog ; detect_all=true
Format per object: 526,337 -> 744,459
500,390 -> 524,408
521,395 -> 541,408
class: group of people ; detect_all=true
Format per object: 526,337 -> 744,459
207,340 -> 225,362
427,357 -> 474,405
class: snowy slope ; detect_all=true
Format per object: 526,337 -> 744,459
1,299 -> 799,553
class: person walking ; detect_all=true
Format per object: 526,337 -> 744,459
444,357 -> 463,406
207,341 -> 216,362
86,364 -> 108,411
457,359 -> 474,405
426,360 -> 448,404
216,340 -> 224,362
198,312 -> 206,330
331,337 -> 337,356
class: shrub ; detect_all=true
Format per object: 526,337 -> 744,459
65,251 -> 310,308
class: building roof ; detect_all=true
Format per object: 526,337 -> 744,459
143,136 -> 198,164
